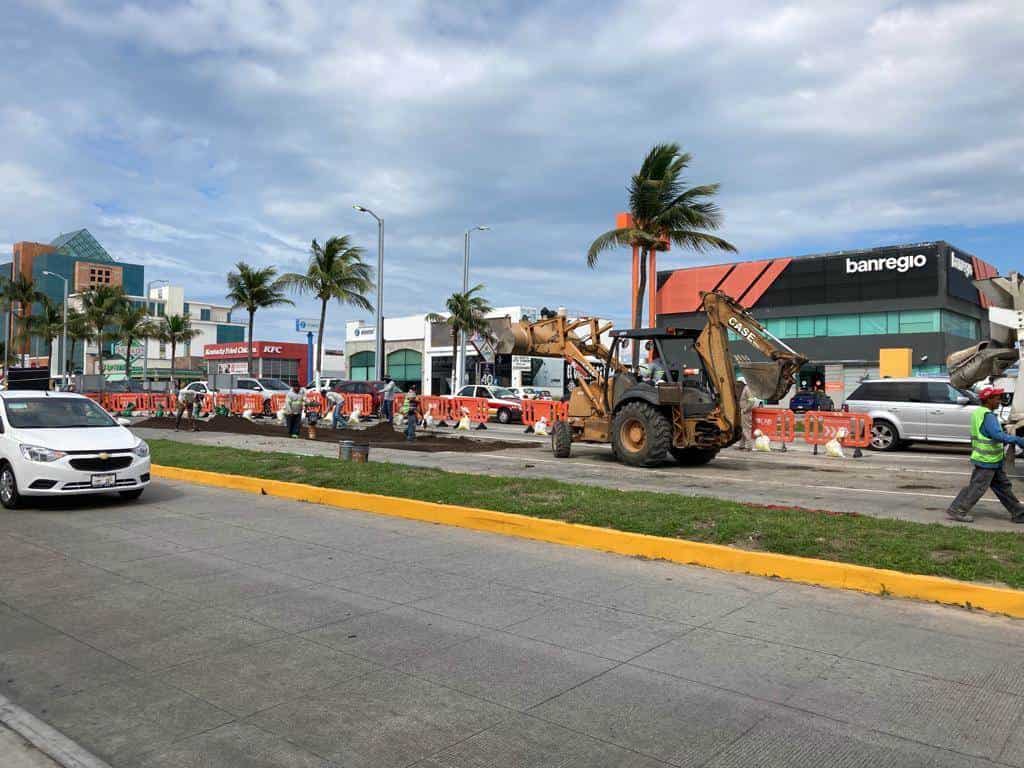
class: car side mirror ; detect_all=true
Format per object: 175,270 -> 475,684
956,395 -> 971,406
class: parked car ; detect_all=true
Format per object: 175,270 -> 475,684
788,390 -> 834,414
449,384 -> 523,424
183,377 -> 287,414
508,387 -> 553,400
0,391 -> 150,509
331,380 -> 387,414
844,377 -> 982,451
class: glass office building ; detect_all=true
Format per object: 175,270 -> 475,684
654,242 -> 999,402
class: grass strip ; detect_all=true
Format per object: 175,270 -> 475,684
150,439 -> 1024,589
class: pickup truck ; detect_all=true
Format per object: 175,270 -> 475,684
181,377 -> 292,415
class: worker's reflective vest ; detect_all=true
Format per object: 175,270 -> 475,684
970,407 -> 1004,465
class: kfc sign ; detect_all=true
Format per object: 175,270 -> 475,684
204,341 -> 303,359
262,345 -> 282,354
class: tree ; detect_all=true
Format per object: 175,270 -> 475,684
225,262 -> 293,376
66,308 -> 91,376
2,274 -> 43,364
26,296 -> 64,364
115,303 -> 156,379
427,285 -> 493,393
80,286 -> 128,378
280,236 -> 373,381
587,143 -> 737,333
157,314 -> 201,382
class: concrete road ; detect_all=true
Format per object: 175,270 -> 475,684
136,421 -> 1024,531
4,481 -> 1024,766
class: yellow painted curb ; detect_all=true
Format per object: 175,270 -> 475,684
152,464 -> 1024,618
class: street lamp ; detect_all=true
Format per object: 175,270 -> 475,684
354,205 -> 384,381
41,271 -> 68,387
458,225 -> 490,389
143,280 -> 169,388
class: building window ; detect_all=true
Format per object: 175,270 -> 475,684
159,341 -> 166,359
941,311 -> 980,340
349,351 -> 375,381
200,308 -> 211,321
386,349 -> 422,384
897,310 -> 940,334
260,357 -> 299,385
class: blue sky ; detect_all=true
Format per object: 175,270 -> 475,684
2,0 -> 1022,346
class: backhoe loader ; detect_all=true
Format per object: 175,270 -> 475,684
497,290 -> 807,467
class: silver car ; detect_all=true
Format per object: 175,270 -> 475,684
844,377 -> 982,451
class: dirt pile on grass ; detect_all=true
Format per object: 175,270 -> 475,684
135,415 -> 533,453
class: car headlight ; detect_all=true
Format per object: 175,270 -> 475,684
20,444 -> 67,463
133,440 -> 150,458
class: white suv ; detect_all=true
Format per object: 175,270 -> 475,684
0,391 -> 151,509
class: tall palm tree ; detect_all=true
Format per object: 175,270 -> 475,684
587,143 -> 737,332
157,314 -> 201,380
66,308 -> 91,376
280,236 -> 373,380
3,274 -> 44,364
26,296 -> 64,365
225,262 -> 293,376
427,285 -> 493,393
80,286 -> 127,378
116,303 -> 156,379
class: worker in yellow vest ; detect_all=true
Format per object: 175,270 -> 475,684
947,387 -> 1024,523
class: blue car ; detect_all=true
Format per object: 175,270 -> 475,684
788,390 -> 834,413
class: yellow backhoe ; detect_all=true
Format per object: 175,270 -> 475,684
498,290 -> 807,466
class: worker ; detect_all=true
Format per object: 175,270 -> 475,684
175,387 -> 201,432
947,387 -> 1024,523
643,343 -> 667,383
402,385 -> 418,441
734,378 -> 757,450
284,383 -> 305,438
381,376 -> 398,423
325,388 -> 345,428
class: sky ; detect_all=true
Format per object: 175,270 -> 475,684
2,0 -> 1023,349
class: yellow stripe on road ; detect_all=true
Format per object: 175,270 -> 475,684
153,464 -> 1024,618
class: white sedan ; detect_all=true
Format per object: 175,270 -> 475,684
0,391 -> 151,509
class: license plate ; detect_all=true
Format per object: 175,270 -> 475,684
91,473 -> 116,488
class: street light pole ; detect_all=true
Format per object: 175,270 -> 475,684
143,280 -> 169,389
458,225 -> 490,389
41,271 -> 68,388
354,205 -> 384,381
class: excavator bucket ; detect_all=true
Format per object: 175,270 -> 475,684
737,360 -> 800,402
947,342 -> 1018,389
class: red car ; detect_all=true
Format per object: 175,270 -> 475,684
449,384 -> 522,424
331,380 -> 386,414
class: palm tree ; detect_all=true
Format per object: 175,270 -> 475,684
26,296 -> 64,365
66,308 -> 91,376
427,285 -> 493,393
280,237 -> 373,381
225,262 -> 293,375
116,303 -> 156,379
3,274 -> 44,364
587,143 -> 737,332
80,285 -> 127,378
157,314 -> 201,380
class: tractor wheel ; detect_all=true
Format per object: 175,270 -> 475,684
611,402 -> 672,467
670,447 -> 718,466
551,420 -> 572,458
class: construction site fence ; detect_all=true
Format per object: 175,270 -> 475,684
751,407 -> 797,445
802,411 -> 873,448
521,399 -> 569,427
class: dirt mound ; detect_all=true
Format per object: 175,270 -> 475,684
135,415 -> 533,453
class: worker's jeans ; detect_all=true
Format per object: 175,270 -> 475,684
948,464 -> 1024,519
332,403 -> 343,428
175,403 -> 199,430
405,413 -> 416,441
738,409 -> 753,448
286,413 -> 302,437
382,399 -> 393,423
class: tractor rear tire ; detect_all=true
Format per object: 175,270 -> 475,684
551,420 -> 572,458
670,447 -> 718,466
611,402 -> 672,467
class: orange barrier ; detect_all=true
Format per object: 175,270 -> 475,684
521,399 -> 569,427
230,393 -> 265,414
751,407 -> 797,450
342,393 -> 373,417
451,397 -> 489,426
392,393 -> 405,415
416,395 -> 454,424
803,410 -> 872,457
270,394 -> 287,413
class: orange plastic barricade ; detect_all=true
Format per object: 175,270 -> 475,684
803,411 -> 872,457
416,396 -> 452,426
148,394 -> 173,416
341,393 -> 372,417
392,393 -> 405,415
452,397 -> 489,428
751,407 -> 797,451
231,393 -> 265,415
304,391 -> 325,414
522,400 -> 570,432
270,394 -> 287,414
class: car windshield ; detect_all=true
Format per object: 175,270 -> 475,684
258,379 -> 290,390
4,398 -> 117,429
491,387 -> 516,398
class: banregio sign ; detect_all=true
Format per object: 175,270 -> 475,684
755,244 -> 939,308
946,248 -> 982,305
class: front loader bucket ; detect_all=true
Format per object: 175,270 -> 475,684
947,342 -> 1018,389
737,360 -> 799,402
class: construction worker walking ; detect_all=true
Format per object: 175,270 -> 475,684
284,384 -> 305,438
947,387 -> 1024,523
733,379 -> 757,450
381,377 -> 398,423
402,385 -> 418,441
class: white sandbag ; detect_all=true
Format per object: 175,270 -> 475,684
825,427 -> 847,458
534,416 -> 549,436
753,429 -> 772,452
347,406 -> 362,425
